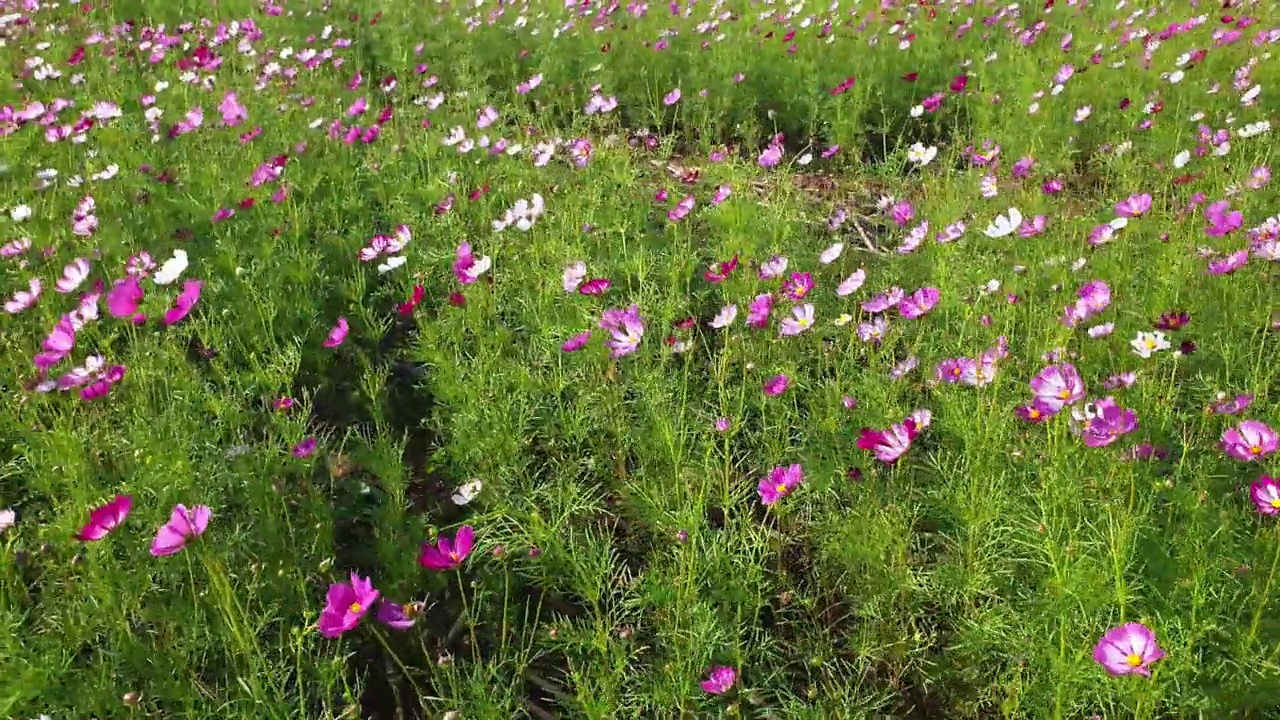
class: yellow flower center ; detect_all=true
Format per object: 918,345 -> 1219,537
1029,409 -> 1041,419
448,551 -> 459,562
348,602 -> 363,614
951,368 -> 962,377
1270,498 -> 1280,509
1126,653 -> 1143,668
1144,339 -> 1156,349
1058,389 -> 1070,399
776,483 -> 788,494
1251,445 -> 1262,455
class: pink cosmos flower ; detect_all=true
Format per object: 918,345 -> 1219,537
561,331 -> 592,353
758,256 -> 788,280
73,494 -> 132,541
890,200 -> 914,226
668,195 -> 695,222
779,304 -> 815,336
1114,193 -> 1152,217
703,256 -> 739,283
663,88 -> 681,105
599,305 -> 645,358
701,666 -> 737,695
106,276 -> 144,318
579,278 -> 611,296
1250,476 -> 1280,515
35,316 -> 76,370
376,601 -> 418,630
453,242 -> 492,285
836,269 -> 866,296
1063,280 -> 1111,326
4,278 -> 40,314
1207,249 -> 1249,274
1016,400 -> 1056,423
1030,363 -> 1085,411
419,525 -> 475,571
1073,398 -> 1138,448
898,287 -> 940,319
323,317 -> 349,348
709,305 -> 738,329
150,503 -> 212,556
746,294 -> 774,328
80,364 -> 125,401
1093,622 -> 1165,677
863,287 -> 905,313
293,437 -> 317,458
757,464 -> 803,506
762,374 -> 789,396
1221,420 -> 1278,461
318,571 -> 379,638
1204,200 -> 1243,236
758,142 -> 783,168
857,418 -> 919,464
162,280 -> 202,326
55,258 -> 91,293
781,272 -> 814,301
218,91 -> 248,126
1210,394 -> 1254,415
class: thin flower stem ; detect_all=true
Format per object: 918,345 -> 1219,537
371,624 -> 428,706
1246,523 -> 1280,649
456,567 -> 480,656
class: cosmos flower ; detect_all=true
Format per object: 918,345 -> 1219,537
1093,623 -> 1165,677
1222,420 -> 1278,462
757,464 -> 803,505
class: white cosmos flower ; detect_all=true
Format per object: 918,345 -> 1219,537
1130,331 -> 1171,358
906,142 -> 937,166
153,249 -> 189,285
452,478 -> 483,506
984,208 -> 1023,238
377,255 -> 406,274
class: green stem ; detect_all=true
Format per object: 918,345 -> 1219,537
371,624 -> 427,707
456,567 -> 480,657
1247,524 -> 1280,648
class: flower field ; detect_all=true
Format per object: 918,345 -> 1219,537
1,0 -> 1279,718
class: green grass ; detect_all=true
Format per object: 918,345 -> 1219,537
1,0 -> 1279,718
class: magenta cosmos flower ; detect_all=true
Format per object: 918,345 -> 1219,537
150,503 -> 212,556
162,279 -> 203,326
758,464 -> 803,505
323,317 -> 349,348
419,525 -> 475,571
1073,398 -> 1137,448
898,287 -> 940,319
762,374 -> 789,396
1221,420 -> 1278,461
1093,622 -> 1165,677
599,305 -> 645,358
1250,476 -> 1280,515
318,571 -> 379,637
857,417 -> 920,464
376,601 -> 420,630
700,665 -> 737,694
1114,193 -> 1152,218
1030,363 -> 1086,412
73,494 -> 133,541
